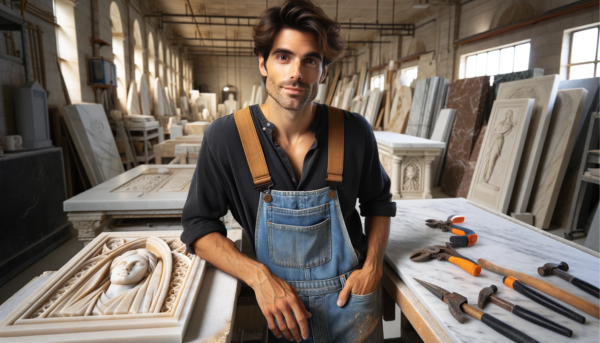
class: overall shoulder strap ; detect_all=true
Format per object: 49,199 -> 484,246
326,106 -> 344,186
233,107 -> 273,191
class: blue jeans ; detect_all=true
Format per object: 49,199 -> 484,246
256,187 -> 383,342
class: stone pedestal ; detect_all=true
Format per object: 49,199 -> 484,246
374,132 -> 444,199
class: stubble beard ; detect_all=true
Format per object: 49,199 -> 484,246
265,74 -> 319,113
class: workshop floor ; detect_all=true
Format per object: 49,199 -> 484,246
0,187 -> 587,341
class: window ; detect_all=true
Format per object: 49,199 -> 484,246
400,67 -> 418,86
462,42 -> 530,80
370,74 -> 384,91
568,26 -> 600,80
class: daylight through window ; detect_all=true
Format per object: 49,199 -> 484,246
463,42 -> 530,80
568,26 -> 600,80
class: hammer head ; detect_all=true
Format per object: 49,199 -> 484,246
538,261 -> 570,276
477,285 -> 498,309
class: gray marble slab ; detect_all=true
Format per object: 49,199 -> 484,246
386,198 -> 599,343
406,78 -> 429,136
431,109 -> 456,186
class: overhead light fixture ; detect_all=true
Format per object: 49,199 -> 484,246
223,86 -> 230,92
412,0 -> 430,9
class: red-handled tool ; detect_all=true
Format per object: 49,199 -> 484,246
410,242 -> 482,276
426,214 -> 478,247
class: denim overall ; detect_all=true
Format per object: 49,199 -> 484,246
234,106 -> 383,343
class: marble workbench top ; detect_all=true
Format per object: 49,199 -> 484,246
386,198 -> 599,343
64,165 -> 193,212
374,131 -> 446,149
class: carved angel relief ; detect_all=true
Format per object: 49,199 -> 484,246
403,161 -> 421,191
30,236 -> 192,318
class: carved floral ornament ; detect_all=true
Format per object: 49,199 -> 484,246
0,233 -> 203,341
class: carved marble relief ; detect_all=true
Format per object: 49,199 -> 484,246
0,233 -> 204,342
111,169 -> 194,193
480,110 -> 518,190
158,169 -> 194,192
403,160 -> 421,192
113,174 -> 170,193
379,153 -> 393,177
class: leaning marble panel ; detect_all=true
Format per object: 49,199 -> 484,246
0,232 -> 206,343
468,99 -> 534,213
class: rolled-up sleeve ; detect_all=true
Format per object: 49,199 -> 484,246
181,134 -> 229,254
357,125 -> 397,217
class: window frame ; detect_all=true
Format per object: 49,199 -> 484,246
567,25 -> 600,80
460,40 -> 531,79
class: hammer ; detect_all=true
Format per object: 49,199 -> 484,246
478,285 -> 573,337
538,262 -> 599,298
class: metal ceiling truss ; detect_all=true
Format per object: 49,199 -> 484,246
148,13 -> 414,35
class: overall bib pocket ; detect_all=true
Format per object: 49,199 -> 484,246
268,219 -> 332,268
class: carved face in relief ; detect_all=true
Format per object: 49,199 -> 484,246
406,165 -> 416,179
109,249 -> 157,286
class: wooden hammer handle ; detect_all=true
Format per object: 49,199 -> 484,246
478,259 -> 600,318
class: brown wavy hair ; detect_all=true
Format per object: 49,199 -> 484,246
253,0 -> 344,68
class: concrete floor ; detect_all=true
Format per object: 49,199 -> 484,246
0,186 -> 589,340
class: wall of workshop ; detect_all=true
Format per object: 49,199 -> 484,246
0,0 -> 193,137
193,55 -> 264,105
339,0 -> 598,84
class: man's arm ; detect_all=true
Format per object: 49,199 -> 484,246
193,232 -> 312,342
337,216 -> 390,306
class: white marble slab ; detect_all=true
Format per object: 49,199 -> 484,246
496,75 -> 560,214
385,198 -> 599,343
374,131 -> 445,149
64,165 -> 195,212
185,121 -> 210,135
126,80 -> 142,115
365,89 -> 383,127
528,88 -> 588,229
200,93 -> 217,119
431,109 -> 456,186
0,230 -> 242,343
468,99 -> 534,213
62,104 -> 124,186
417,51 -> 436,80
138,75 -> 152,116
0,231 -> 206,343
153,78 -> 166,116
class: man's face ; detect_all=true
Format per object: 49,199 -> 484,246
259,28 -> 327,112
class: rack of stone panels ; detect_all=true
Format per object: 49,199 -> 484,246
0,5 -> 31,81
128,125 -> 160,164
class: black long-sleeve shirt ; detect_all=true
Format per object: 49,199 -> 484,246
181,104 -> 396,259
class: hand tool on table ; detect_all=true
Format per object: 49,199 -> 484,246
538,261 -> 600,299
503,276 -> 586,324
478,258 -> 600,318
410,242 -> 481,276
478,284 -> 573,337
414,278 -> 539,343
425,214 -> 478,247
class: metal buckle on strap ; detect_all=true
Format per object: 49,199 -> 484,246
326,180 -> 342,190
254,180 -> 274,193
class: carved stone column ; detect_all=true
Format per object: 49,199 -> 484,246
422,157 -> 436,199
67,212 -> 108,245
391,155 -> 403,199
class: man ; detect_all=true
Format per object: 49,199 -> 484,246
182,0 -> 396,341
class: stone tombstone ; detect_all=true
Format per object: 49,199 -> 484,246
440,76 -> 490,197
364,89 -> 383,127
138,75 -> 152,116
468,99 -> 534,213
417,52 -> 436,80
387,86 -> 412,134
496,74 -> 560,215
127,80 -> 142,115
0,232 -> 207,343
485,68 -> 544,122
15,81 -> 52,149
552,77 -> 600,229
217,104 -> 225,119
153,78 -> 166,116
224,93 -> 238,114
528,88 -> 588,229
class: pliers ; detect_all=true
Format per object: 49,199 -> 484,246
410,242 -> 482,276
426,215 -> 478,247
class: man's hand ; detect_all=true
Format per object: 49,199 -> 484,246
336,266 -> 382,307
252,265 -> 312,342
